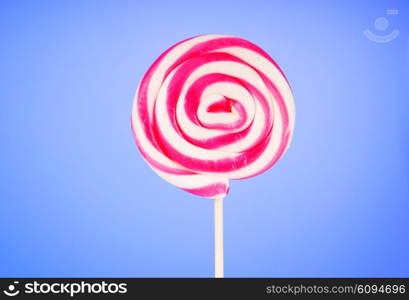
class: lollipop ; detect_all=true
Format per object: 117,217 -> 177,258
131,34 -> 295,277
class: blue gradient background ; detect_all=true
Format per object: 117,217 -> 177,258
1,0 -> 408,277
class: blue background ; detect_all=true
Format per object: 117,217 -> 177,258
1,0 -> 408,277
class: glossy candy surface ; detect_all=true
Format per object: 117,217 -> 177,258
131,34 -> 295,199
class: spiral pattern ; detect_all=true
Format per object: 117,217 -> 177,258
131,34 -> 295,199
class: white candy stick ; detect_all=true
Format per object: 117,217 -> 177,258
214,197 -> 224,278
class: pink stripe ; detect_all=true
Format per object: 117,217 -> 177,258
154,122 -> 272,173
131,118 -> 194,175
135,36 -> 195,150
172,37 -> 289,84
165,52 -> 273,150
201,96 -> 248,130
184,76 -> 248,131
182,182 -> 229,197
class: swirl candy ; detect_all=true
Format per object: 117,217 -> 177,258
131,34 -> 295,199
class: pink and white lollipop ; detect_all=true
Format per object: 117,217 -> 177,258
131,34 -> 295,277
